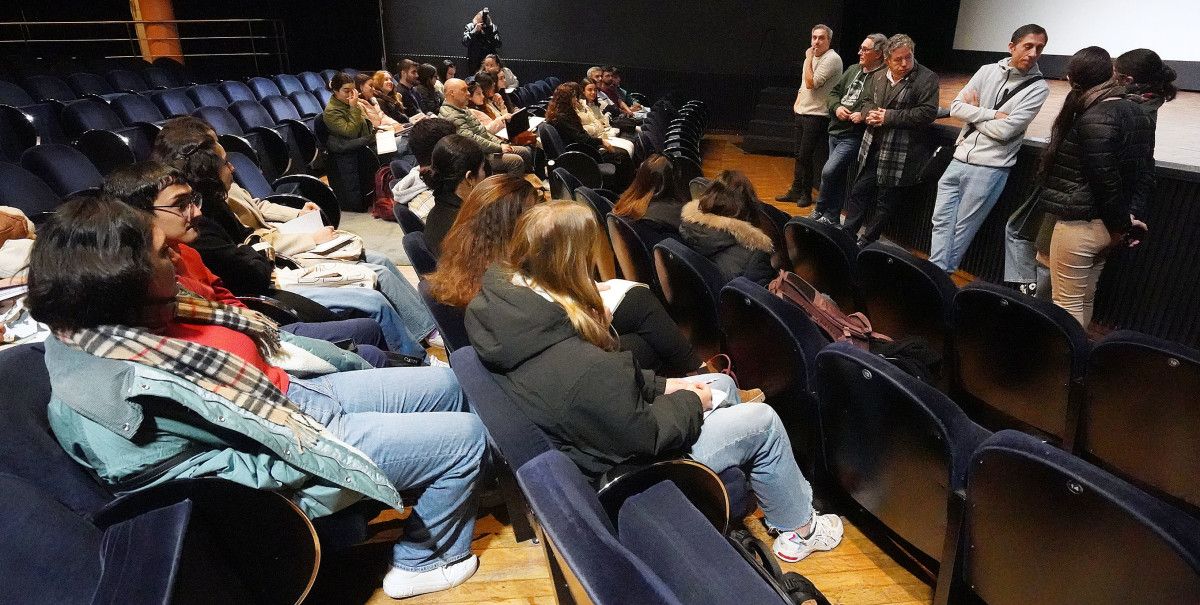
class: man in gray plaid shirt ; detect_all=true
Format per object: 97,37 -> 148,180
841,34 -> 940,246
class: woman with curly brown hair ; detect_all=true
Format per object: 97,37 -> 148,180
545,82 -> 632,190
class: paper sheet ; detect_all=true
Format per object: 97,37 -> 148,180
376,130 -> 398,154
276,209 -> 324,234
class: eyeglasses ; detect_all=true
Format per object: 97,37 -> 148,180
152,190 -> 203,214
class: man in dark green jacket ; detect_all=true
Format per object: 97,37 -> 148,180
812,33 -> 887,225
439,78 -> 530,176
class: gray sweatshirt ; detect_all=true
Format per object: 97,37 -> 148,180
950,58 -> 1050,168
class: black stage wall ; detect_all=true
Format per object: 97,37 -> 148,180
382,0 -> 840,129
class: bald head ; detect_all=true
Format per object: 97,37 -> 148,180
444,78 -> 469,108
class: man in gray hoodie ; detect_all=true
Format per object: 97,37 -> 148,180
929,24 -> 1050,272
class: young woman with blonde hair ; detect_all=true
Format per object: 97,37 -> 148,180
465,201 -> 842,563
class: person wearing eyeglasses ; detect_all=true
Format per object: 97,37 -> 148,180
811,33 -> 887,226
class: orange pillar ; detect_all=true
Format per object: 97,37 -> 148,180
129,0 -> 184,63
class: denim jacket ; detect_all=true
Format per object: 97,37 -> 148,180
44,332 -> 403,518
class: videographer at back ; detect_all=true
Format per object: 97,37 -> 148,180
463,8 -> 501,73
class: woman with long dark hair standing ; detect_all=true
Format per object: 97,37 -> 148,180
1031,46 -> 1155,327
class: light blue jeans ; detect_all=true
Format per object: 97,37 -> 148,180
814,131 -> 863,220
1003,216 -> 1051,295
682,373 -> 814,532
287,367 -> 486,572
929,160 -> 1010,272
363,250 -> 437,341
287,285 -> 425,358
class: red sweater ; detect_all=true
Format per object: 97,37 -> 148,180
164,321 -> 290,393
174,243 -> 243,307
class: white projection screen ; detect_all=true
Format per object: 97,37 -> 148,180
953,1 -> 1200,62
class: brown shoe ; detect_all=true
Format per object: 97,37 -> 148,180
739,388 -> 765,403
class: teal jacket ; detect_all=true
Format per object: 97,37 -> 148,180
44,331 -> 403,518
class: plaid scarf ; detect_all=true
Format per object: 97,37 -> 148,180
57,291 -> 323,447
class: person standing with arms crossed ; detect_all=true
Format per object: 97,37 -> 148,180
778,24 -> 842,207
929,24 -> 1050,273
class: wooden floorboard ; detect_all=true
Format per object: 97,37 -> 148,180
333,137 -> 934,605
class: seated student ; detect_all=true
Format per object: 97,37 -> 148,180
153,120 -> 439,354
436,59 -> 457,95
355,73 -> 403,130
28,197 -> 485,599
466,79 -> 507,135
612,154 -> 689,244
466,201 -> 842,562
546,82 -> 633,189
611,68 -> 643,111
598,66 -> 637,117
474,72 -> 515,120
679,170 -> 776,286
103,161 -> 401,368
391,117 -> 458,222
578,79 -> 634,157
429,175 -> 700,375
395,59 -> 426,119
323,72 -> 379,154
440,78 -> 531,177
0,206 -> 48,348
422,135 -> 488,256
481,53 -> 518,89
414,63 -> 445,115
371,70 -> 410,124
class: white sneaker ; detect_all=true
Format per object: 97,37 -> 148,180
425,330 -> 445,350
773,513 -> 844,563
382,555 -> 478,599
428,355 -> 450,368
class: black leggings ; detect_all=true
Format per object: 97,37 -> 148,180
613,286 -> 701,377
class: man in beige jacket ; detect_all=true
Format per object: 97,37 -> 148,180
778,24 -> 843,207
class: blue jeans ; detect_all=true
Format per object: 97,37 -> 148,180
929,160 -> 1010,272
287,367 -> 486,572
1003,215 -> 1050,296
815,132 -> 863,219
363,251 -> 437,342
287,286 -> 425,358
682,374 -> 814,532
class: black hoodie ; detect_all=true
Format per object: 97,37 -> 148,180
465,266 -> 703,478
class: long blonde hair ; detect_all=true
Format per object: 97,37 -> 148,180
507,201 -> 616,350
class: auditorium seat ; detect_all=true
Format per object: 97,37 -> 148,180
858,243 -> 957,372
298,71 -> 326,93
110,93 -> 169,129
539,121 -> 615,189
950,282 -> 1088,448
149,87 -> 198,117
947,430 -> 1200,605
186,84 -> 229,108
549,166 -> 581,200
247,76 -> 283,101
151,57 -> 195,88
816,341 -> 989,588
0,344 -> 324,605
139,66 -> 179,90
261,94 -> 317,135
607,213 -> 662,292
20,144 -> 104,199
314,87 -> 333,107
574,187 -> 620,280
718,277 -> 831,481
1080,330 -> 1200,514
784,215 -> 861,312
217,80 -> 257,104
104,69 -> 151,93
193,105 -> 289,180
319,69 -> 338,85
228,98 -> 317,173
22,74 -> 80,104
65,72 -> 125,101
62,98 -> 153,174
0,161 -> 64,220
271,73 -> 305,97
418,281 -> 469,354
227,150 -> 339,228
654,238 -> 727,361
288,90 -> 324,118
402,231 -> 437,277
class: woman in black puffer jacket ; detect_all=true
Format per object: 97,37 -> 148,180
1032,46 -> 1155,327
679,170 -> 776,286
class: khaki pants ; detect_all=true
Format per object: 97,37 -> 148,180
1046,218 -> 1113,327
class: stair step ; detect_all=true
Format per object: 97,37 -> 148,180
747,118 -> 796,139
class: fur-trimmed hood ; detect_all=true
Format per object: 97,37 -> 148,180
679,201 -> 773,253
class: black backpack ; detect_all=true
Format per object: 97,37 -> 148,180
727,528 -> 832,605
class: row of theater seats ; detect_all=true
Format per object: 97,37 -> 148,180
389,169 -> 1200,602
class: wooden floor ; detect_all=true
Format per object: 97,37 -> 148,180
329,139 -> 934,605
